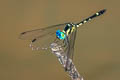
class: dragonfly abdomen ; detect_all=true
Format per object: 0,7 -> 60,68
76,9 -> 106,27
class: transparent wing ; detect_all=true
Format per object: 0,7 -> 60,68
65,26 -> 77,70
19,23 -> 70,50
19,23 -> 69,40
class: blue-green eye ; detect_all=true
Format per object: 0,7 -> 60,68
60,32 -> 66,39
56,30 -> 66,40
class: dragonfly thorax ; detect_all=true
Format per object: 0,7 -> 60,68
63,23 -> 76,36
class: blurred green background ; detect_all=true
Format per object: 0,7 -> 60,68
0,0 -> 120,80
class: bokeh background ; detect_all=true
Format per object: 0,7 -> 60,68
0,0 -> 120,80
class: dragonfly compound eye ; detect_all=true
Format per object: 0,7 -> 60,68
56,30 -> 66,40
60,32 -> 66,40
56,30 -> 61,38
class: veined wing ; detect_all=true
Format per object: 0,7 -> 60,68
19,23 -> 69,40
65,26 -> 77,71
19,22 -> 70,50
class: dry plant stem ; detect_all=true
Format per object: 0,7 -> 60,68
50,43 -> 84,80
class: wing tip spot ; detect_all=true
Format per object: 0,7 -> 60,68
21,32 -> 26,35
32,39 -> 37,42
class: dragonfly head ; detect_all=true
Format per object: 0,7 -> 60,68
56,30 -> 66,40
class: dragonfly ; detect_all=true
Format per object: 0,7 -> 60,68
19,9 -> 106,71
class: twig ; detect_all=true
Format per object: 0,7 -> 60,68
50,43 -> 84,80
